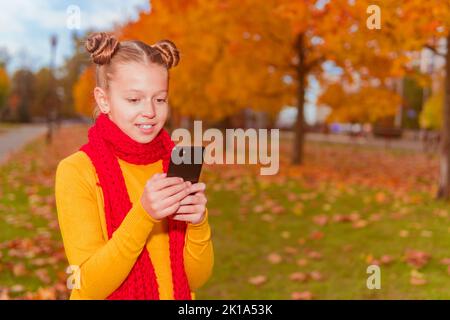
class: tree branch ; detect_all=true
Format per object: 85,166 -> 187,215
305,56 -> 325,72
425,44 -> 445,58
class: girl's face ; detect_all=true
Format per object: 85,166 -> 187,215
94,61 -> 169,144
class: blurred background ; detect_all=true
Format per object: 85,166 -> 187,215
1,0 -> 450,299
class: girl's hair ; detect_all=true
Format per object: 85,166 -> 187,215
84,32 -> 180,118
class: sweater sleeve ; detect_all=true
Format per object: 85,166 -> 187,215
183,208 -> 214,292
55,158 -> 159,300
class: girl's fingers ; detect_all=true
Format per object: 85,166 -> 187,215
151,172 -> 165,180
150,176 -> 184,191
188,182 -> 206,194
172,213 -> 203,223
179,193 -> 207,205
159,187 -> 191,209
176,204 -> 205,214
158,201 -> 182,217
158,181 -> 191,199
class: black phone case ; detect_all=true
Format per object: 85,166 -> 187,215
167,146 -> 205,183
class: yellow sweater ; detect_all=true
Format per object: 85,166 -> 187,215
55,151 -> 214,300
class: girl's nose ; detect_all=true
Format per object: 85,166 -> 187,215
142,98 -> 156,118
142,109 -> 155,118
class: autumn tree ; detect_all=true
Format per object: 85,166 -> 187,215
407,1 -> 450,199
0,66 -> 10,119
32,67 -> 61,119
10,69 -> 35,122
358,1 -> 450,199
59,32 -> 91,118
73,66 -> 95,118
319,82 -> 401,124
235,0 -> 410,164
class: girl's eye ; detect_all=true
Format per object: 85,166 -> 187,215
156,98 -> 167,103
127,98 -> 140,104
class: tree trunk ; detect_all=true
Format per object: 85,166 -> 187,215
437,34 -> 450,200
292,33 -> 306,165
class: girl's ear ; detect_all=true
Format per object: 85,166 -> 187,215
94,87 -> 110,114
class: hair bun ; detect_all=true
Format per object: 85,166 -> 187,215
85,32 -> 120,65
152,39 -> 180,69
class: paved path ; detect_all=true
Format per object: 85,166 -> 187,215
282,132 -> 427,152
0,124 -> 47,164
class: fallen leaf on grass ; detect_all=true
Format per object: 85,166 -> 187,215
10,284 -> 25,293
35,287 -> 56,300
312,215 -> 328,226
420,230 -> 433,238
273,205 -> 285,214
309,271 -> 324,281
306,250 -> 322,260
399,230 -> 409,238
0,289 -> 10,300
248,275 -> 267,286
341,244 -> 353,252
405,250 -> 431,269
367,254 -> 394,266
410,270 -> 427,286
368,213 -> 382,222
309,230 -> 324,240
333,213 -> 360,223
380,255 -> 394,265
433,209 -> 448,218
375,192 -> 387,204
348,212 -> 361,222
289,272 -> 307,282
287,193 -> 298,202
13,263 -> 27,277
261,214 -> 274,222
254,205 -> 264,213
352,220 -> 368,229
283,246 -> 299,255
30,258 -> 47,267
296,258 -> 308,266
35,268 -> 51,284
291,291 -> 313,300
267,253 -> 282,264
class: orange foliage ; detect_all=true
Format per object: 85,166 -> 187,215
73,67 -> 95,117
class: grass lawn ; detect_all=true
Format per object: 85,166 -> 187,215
199,168 -> 450,299
0,125 -> 449,299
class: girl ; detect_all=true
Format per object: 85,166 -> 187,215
55,32 -> 214,300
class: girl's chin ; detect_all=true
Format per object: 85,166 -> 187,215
133,134 -> 155,144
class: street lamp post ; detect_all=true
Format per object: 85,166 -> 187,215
46,34 -> 58,144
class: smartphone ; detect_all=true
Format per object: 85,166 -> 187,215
167,146 -> 205,184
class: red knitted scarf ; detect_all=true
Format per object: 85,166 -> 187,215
80,113 -> 192,300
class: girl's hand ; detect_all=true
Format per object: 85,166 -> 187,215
140,173 -> 192,221
172,182 -> 207,225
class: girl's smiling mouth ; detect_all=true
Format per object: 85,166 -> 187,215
135,123 -> 155,134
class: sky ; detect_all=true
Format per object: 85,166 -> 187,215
0,0 -> 150,72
